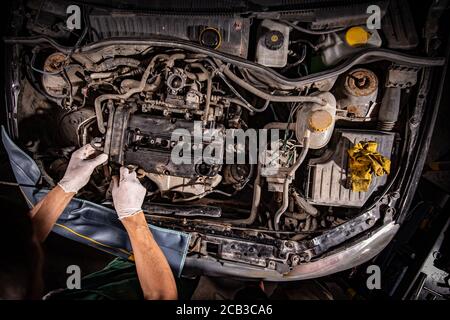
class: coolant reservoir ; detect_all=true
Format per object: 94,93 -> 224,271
295,92 -> 336,149
319,26 -> 382,66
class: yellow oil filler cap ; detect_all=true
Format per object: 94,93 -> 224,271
309,110 -> 333,132
345,26 -> 370,47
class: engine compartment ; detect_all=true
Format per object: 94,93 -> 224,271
4,0 -> 447,277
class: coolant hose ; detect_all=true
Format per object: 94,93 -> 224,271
377,87 -> 402,131
274,131 -> 311,230
292,191 -> 318,217
225,122 -> 292,225
91,57 -> 141,72
220,63 -> 326,105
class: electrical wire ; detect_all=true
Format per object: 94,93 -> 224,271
282,44 -> 307,72
30,50 -> 62,75
279,20 -> 347,35
290,39 -> 320,51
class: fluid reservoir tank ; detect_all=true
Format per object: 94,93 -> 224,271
319,26 -> 382,66
295,92 -> 337,149
255,20 -> 290,68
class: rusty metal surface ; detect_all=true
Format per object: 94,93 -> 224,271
183,222 -> 399,281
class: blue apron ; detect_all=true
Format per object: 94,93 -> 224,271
1,126 -> 190,278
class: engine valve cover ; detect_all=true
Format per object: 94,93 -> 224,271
106,108 -> 224,178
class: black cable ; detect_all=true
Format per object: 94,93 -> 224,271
290,39 -> 319,51
30,50 -> 61,75
280,20 -> 346,35
282,44 -> 307,72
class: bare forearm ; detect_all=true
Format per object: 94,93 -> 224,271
122,212 -> 178,300
30,185 -> 75,242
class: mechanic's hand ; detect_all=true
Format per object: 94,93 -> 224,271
58,144 -> 108,193
111,167 -> 147,220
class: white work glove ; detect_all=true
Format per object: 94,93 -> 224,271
58,144 -> 108,193
111,167 -> 147,219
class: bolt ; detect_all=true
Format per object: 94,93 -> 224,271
300,252 -> 312,262
290,255 -> 300,265
233,20 -> 242,31
391,192 -> 400,200
385,207 -> 395,216
285,241 -> 294,249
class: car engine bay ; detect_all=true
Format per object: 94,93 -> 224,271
3,0 -> 447,279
